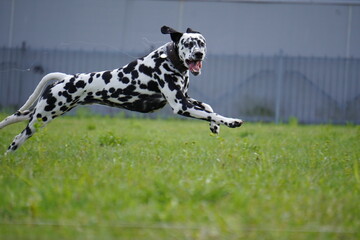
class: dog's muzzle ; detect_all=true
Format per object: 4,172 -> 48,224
186,51 -> 204,76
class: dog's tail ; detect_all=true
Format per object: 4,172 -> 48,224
18,72 -> 68,112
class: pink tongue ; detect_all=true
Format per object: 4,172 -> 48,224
189,61 -> 202,72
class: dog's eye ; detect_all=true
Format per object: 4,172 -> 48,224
184,41 -> 194,48
198,41 -> 205,47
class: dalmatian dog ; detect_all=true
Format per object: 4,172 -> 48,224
0,26 -> 243,154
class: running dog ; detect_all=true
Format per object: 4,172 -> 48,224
0,26 -> 243,153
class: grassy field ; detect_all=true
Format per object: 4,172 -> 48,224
0,113 -> 359,240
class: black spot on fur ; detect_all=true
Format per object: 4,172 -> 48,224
123,60 -> 137,74
83,95 -> 95,104
46,95 -> 57,105
158,79 -> 165,88
118,71 -> 124,79
147,80 -> 160,92
64,80 -> 77,94
60,106 -> 69,112
25,126 -> 32,135
87,73 -> 94,83
153,57 -> 166,74
95,90 -> 109,100
62,91 -> 73,103
44,92 -> 57,112
75,80 -> 86,88
41,84 -> 55,99
123,85 -> 137,96
131,70 -> 139,80
163,63 -> 172,72
151,52 -> 160,59
121,77 -> 130,84
154,75 -> 165,88
111,89 -> 123,98
139,64 -> 153,77
102,71 -> 112,84
164,74 -> 178,91
182,111 -> 191,117
45,104 -> 56,112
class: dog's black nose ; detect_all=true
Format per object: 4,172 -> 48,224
194,52 -> 203,59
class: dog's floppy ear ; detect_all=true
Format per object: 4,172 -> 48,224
186,28 -> 200,34
161,25 -> 183,43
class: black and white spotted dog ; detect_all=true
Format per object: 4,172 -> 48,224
0,26 -> 243,154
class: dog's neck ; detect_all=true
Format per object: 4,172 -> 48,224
166,42 -> 188,74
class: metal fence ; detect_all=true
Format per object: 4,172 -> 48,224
1,46 -> 359,124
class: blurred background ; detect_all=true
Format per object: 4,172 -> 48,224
0,0 -> 359,124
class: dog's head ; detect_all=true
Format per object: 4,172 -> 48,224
161,26 -> 206,76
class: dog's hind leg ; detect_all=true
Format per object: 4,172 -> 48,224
5,100 -> 68,154
0,110 -> 32,130
5,114 -> 42,154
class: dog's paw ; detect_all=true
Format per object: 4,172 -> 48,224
226,119 -> 244,128
210,121 -> 220,134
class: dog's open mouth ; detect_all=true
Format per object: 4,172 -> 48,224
186,60 -> 202,75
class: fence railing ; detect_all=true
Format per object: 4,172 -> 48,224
0,46 -> 359,124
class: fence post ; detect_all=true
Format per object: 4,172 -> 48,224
275,50 -> 284,124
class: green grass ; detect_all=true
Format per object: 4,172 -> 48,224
0,113 -> 359,240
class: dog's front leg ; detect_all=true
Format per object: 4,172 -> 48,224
162,84 -> 243,129
186,97 -> 221,134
